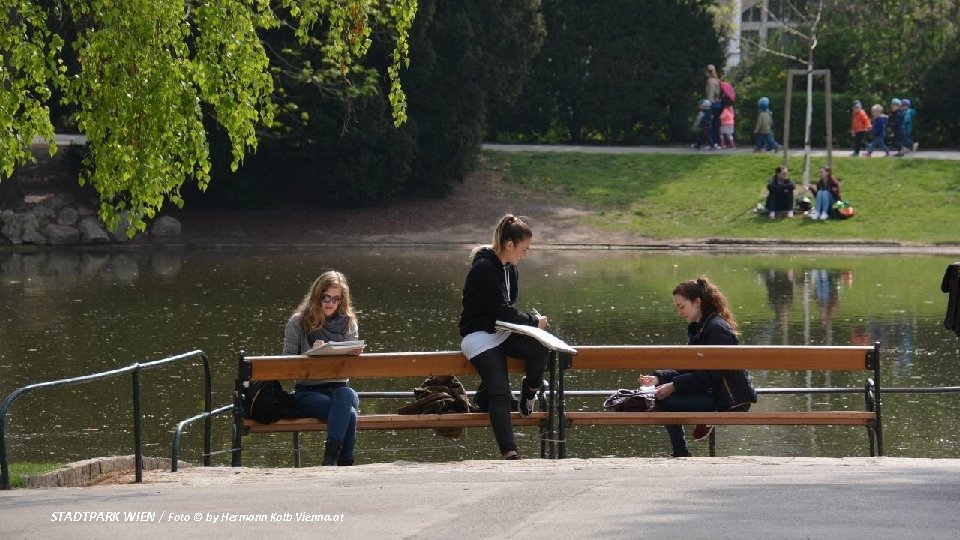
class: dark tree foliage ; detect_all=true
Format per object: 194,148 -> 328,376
194,0 -> 544,207
920,38 -> 960,146
488,0 -> 723,144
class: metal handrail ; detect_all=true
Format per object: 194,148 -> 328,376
171,405 -> 233,472
0,350 -> 211,490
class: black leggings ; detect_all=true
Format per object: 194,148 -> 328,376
470,333 -> 550,454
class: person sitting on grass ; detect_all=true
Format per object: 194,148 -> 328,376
765,165 -> 795,219
806,165 -> 842,220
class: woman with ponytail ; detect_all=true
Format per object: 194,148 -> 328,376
458,214 -> 550,460
637,275 -> 757,457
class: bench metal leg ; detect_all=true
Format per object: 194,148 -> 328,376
231,423 -> 242,467
293,432 -> 301,467
708,428 -> 716,457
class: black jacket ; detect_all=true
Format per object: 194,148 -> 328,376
942,262 -> 960,336
654,311 -> 757,411
459,247 -> 537,336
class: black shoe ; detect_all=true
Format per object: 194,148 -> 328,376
322,438 -> 343,466
518,377 -> 537,418
337,457 -> 354,466
504,453 -> 523,460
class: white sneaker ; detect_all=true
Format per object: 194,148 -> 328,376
912,142 -> 919,152
819,212 -> 829,220
808,211 -> 820,219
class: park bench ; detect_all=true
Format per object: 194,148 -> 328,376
232,351 -> 557,466
556,344 -> 883,457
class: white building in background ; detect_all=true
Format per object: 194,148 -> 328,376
723,0 -> 810,67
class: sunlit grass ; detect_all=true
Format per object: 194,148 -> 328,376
485,150 -> 960,244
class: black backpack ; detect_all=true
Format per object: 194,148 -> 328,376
241,380 -> 303,423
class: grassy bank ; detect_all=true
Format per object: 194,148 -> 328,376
7,462 -> 63,488
484,151 -> 960,244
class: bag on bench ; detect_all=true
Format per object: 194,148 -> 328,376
398,375 -> 476,439
602,388 -> 657,412
241,380 -> 303,423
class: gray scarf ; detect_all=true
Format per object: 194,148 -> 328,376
308,314 -> 349,343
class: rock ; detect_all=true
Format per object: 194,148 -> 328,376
107,211 -> 133,242
0,210 -> 23,244
44,192 -> 77,211
45,223 -> 80,245
78,216 -> 110,244
150,215 -> 181,238
21,214 -> 47,244
77,204 -> 97,218
57,206 -> 79,226
31,205 -> 57,228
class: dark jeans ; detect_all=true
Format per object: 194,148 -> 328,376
853,131 -> 868,154
710,102 -> 722,147
469,333 -> 550,454
294,382 -> 359,460
657,392 -> 715,456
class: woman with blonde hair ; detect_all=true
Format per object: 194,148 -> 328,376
705,64 -> 722,148
283,270 -> 363,466
637,276 -> 756,457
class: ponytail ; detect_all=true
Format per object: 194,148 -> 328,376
672,275 -> 739,334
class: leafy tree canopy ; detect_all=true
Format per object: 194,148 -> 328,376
0,0 -> 415,233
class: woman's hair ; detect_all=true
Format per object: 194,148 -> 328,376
705,64 -> 719,78
775,165 -> 787,176
672,275 -> 739,334
471,214 -> 533,259
818,165 -> 839,187
295,270 -> 356,332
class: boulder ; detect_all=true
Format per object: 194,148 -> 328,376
0,210 -> 23,244
78,216 -> 111,244
150,215 -> 181,238
21,214 -> 47,244
57,206 -> 79,226
31,205 -> 57,228
45,192 -> 77,211
107,211 -> 133,243
45,223 -> 80,245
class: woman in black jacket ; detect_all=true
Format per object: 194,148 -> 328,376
459,214 -> 550,460
638,276 -> 757,457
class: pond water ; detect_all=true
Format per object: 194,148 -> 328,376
1,247 -> 958,466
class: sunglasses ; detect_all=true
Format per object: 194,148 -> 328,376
320,294 -> 343,305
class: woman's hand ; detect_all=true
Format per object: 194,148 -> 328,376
637,374 -> 658,386
654,382 -> 676,400
348,345 -> 364,356
312,340 -> 326,349
536,315 -> 549,329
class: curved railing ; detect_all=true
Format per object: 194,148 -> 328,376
0,350 -> 211,490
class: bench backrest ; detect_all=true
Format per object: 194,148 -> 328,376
570,345 -> 877,371
241,351 -> 527,381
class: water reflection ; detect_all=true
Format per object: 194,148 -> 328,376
1,249 -> 959,465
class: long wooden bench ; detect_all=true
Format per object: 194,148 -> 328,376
232,351 -> 556,466
556,344 -> 883,457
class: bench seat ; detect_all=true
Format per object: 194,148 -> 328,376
565,411 -> 877,426
245,412 -> 548,433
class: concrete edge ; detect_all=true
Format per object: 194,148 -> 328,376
21,456 -> 190,488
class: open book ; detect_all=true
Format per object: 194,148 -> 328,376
304,340 -> 366,356
495,320 -> 576,354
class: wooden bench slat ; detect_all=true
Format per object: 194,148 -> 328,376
572,345 -> 875,371
244,412 -> 548,432
247,351 -> 528,380
566,411 -> 875,426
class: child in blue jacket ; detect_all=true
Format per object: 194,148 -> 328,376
865,104 -> 889,157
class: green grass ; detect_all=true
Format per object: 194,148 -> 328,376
484,150 -> 960,244
7,462 -> 63,488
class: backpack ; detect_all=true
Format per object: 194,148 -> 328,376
720,80 -> 736,107
398,375 -> 475,438
240,380 -> 303,423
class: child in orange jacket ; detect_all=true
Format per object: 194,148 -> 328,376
850,100 -> 871,157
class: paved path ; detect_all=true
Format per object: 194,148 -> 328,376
2,457 -> 959,539
483,143 -> 960,160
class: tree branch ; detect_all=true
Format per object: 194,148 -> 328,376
740,35 -> 808,65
